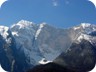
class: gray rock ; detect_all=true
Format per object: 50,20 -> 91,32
54,39 -> 96,72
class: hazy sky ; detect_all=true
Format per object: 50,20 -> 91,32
0,0 -> 96,28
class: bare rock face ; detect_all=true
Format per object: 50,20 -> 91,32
54,39 -> 96,72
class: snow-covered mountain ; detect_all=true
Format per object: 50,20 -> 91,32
0,20 -> 96,72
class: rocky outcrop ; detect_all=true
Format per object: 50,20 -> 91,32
54,39 -> 96,72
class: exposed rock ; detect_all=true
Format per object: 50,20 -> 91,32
54,39 -> 96,72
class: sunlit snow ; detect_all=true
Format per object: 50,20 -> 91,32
39,58 -> 52,64
35,23 -> 45,40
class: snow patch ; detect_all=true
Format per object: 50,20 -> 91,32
77,34 -> 90,42
11,60 -> 15,72
73,26 -> 80,30
0,26 -> 11,43
0,26 -> 9,39
81,23 -> 91,28
93,27 -> 96,31
39,58 -> 52,64
35,23 -> 45,40
12,32 -> 19,36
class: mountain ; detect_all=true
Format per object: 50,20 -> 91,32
54,39 -> 96,72
0,20 -> 96,72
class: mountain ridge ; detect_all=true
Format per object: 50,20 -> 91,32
0,20 -> 96,72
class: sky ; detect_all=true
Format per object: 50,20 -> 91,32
0,0 -> 96,28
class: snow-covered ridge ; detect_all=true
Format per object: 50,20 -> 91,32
11,20 -> 37,37
81,23 -> 91,28
73,26 -> 80,30
0,26 -> 11,43
73,23 -> 93,30
11,20 -> 34,29
35,23 -> 46,40
77,34 -> 91,42
0,26 -> 9,39
0,21 -> 96,46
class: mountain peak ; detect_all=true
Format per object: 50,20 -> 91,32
80,23 -> 91,28
73,23 -> 91,30
0,20 -> 96,72
11,20 -> 34,29
18,20 -> 33,25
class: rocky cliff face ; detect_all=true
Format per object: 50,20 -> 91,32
54,39 -> 96,72
0,20 -> 96,72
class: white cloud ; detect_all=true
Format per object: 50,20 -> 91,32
52,0 -> 58,6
